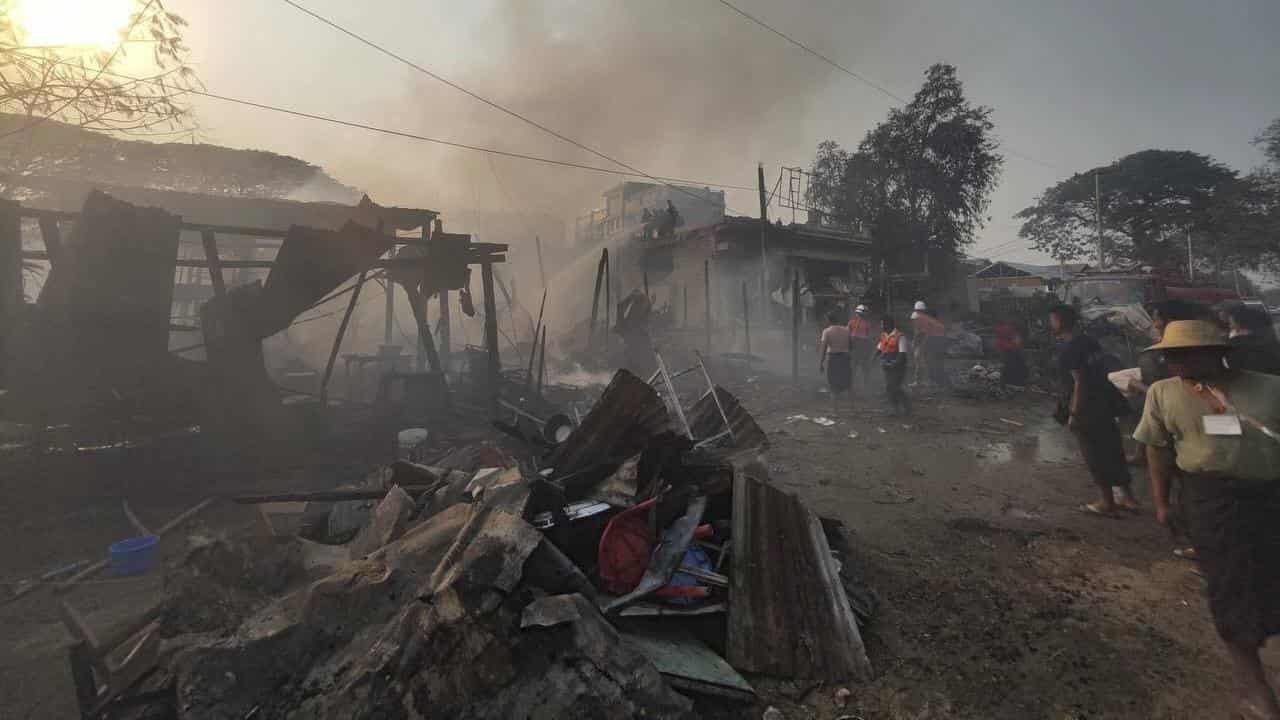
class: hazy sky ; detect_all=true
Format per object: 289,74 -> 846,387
165,0 -> 1279,261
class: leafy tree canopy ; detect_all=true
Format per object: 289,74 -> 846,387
1015,150 -> 1248,268
808,63 -> 1003,285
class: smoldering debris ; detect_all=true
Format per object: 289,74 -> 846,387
47,369 -> 876,718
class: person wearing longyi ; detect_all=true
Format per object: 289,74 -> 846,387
1133,320 -> 1280,720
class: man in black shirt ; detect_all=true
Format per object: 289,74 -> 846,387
1050,304 -> 1137,516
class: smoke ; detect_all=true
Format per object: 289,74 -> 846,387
344,1 -> 845,343
267,0 -> 876,371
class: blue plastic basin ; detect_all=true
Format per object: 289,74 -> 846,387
109,535 -> 159,576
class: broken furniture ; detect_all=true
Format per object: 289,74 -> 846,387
60,601 -> 174,720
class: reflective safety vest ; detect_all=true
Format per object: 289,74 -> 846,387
848,314 -> 873,338
877,330 -> 904,354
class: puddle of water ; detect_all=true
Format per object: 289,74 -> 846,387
974,420 -> 1077,466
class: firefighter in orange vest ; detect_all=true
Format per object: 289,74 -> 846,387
847,304 -> 875,389
877,316 -> 912,415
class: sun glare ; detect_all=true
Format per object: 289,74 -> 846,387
13,0 -> 135,49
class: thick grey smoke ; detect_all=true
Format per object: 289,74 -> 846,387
378,0 -> 855,343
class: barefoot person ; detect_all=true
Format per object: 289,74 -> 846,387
1132,320 -> 1280,719
1049,304 -> 1138,515
818,310 -> 855,414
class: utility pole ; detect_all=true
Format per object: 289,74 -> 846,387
1095,172 -> 1104,269
758,163 -> 768,317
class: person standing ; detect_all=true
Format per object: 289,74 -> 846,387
1049,304 -> 1138,516
992,319 -> 1028,387
910,301 -> 949,388
1135,300 -> 1205,558
1132,320 -> 1280,720
818,311 -> 855,414
1226,305 -> 1280,376
877,316 -> 911,415
847,304 -> 876,389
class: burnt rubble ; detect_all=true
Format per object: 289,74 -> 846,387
53,370 -> 876,718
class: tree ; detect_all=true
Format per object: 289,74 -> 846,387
808,64 -> 1003,286
0,0 -> 197,144
1255,116 -> 1280,168
1016,150 -> 1246,270
807,140 -> 850,221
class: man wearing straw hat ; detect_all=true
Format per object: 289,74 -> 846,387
1133,319 -> 1280,719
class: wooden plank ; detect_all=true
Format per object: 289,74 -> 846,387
200,230 -> 225,296
320,270 -> 366,403
229,487 -> 459,504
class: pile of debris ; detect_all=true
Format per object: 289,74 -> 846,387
75,369 -> 876,718
950,362 -> 1020,400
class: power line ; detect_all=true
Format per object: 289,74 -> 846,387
0,0 -> 157,142
715,0 -> 904,104
712,0 -> 1063,171
278,0 -> 749,213
5,50 -> 756,192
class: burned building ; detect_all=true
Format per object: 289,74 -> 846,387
636,216 -> 872,332
573,181 -> 726,249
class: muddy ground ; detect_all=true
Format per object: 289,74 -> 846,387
0,369 -> 1274,719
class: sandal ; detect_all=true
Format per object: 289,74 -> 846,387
1173,547 -> 1199,560
1115,498 -> 1142,514
1077,502 -> 1124,518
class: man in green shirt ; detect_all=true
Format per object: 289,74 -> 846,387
1133,320 -> 1280,720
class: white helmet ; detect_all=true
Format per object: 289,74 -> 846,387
855,304 -> 868,314
913,300 -> 928,311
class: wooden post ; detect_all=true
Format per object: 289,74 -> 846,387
604,247 -> 612,351
438,289 -> 451,372
535,235 -> 546,290
480,261 -> 500,416
38,215 -> 66,272
383,276 -> 395,346
589,248 -> 607,349
704,260 -> 712,355
791,270 -> 800,384
406,287 -> 442,374
0,203 -> 20,342
200,230 -> 225,296
415,285 -> 427,373
536,325 -> 547,396
757,163 -> 769,316
435,219 -> 450,372
742,280 -> 750,356
683,284 -> 689,329
643,269 -> 649,299
526,289 -> 546,393
321,271 -> 367,403
498,271 -> 523,367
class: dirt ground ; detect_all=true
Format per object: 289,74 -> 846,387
0,369 -> 1275,719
